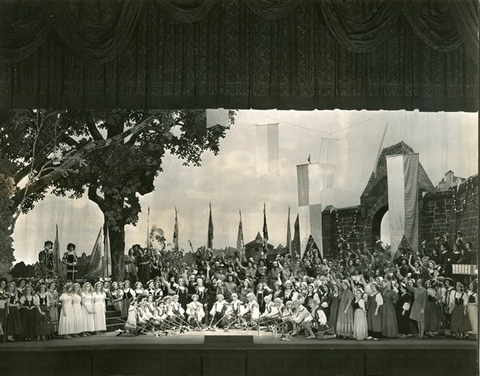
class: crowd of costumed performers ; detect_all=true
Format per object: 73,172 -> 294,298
0,231 -> 477,341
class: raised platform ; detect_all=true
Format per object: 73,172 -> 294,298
0,331 -> 476,376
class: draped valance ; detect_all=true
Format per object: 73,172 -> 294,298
0,0 -> 477,111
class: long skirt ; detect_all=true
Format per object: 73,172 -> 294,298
396,307 -> 410,335
20,308 -> 37,339
467,304 -> 477,335
37,305 -> 51,336
366,297 -> 382,333
425,301 -> 440,332
450,304 -> 471,333
49,306 -> 59,334
381,301 -> 398,338
327,296 -> 339,334
5,307 -> 23,336
353,308 -> 368,340
121,299 -> 130,318
336,307 -> 354,337
58,306 -> 75,335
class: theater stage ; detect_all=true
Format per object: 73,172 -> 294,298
0,331 -> 476,376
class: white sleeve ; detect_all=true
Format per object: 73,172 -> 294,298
359,299 -> 366,309
375,293 -> 384,307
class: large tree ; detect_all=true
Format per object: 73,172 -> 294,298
0,109 -> 232,279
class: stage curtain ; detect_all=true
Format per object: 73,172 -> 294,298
449,0 -> 479,63
320,0 -> 400,53
52,0 -> 145,63
0,0 -> 477,111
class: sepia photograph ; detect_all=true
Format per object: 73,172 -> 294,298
0,1 -> 478,375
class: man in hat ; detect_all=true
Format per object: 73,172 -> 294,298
38,241 -> 55,272
443,277 -> 455,336
62,243 -> 78,281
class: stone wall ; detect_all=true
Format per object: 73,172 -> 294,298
322,174 -> 478,256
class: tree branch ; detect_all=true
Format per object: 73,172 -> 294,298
11,111 -> 161,208
86,112 -> 104,141
88,185 -> 105,210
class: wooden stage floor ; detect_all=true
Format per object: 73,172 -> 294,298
0,330 -> 477,376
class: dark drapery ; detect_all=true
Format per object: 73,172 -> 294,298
0,0 -> 477,111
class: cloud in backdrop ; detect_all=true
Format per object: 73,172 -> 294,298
12,110 -> 478,264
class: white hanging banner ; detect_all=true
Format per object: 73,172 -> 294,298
387,154 -> 419,258
255,123 -> 279,177
206,108 -> 229,128
297,163 -> 323,257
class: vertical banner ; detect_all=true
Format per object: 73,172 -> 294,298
386,154 -> 419,258
263,203 -> 269,250
319,137 -> 337,205
297,163 -> 323,257
255,123 -> 279,177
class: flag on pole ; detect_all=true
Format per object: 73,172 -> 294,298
286,206 -> 293,258
297,163 -> 323,258
292,214 -> 300,260
263,203 -> 269,250
53,224 -> 61,277
236,211 -> 245,262
103,226 -> 112,278
255,123 -> 280,177
207,203 -> 214,249
386,154 -> 419,258
84,227 -> 104,279
173,207 -> 179,250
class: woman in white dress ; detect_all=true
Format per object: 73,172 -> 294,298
466,282 -> 477,339
93,281 -> 107,334
72,283 -> 85,337
58,283 -> 75,339
81,282 -> 95,336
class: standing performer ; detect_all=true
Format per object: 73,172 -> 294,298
81,282 -> 95,336
58,283 -> 75,339
93,282 -> 107,334
72,283 -> 85,337
406,277 -> 428,339
46,282 -> 59,338
5,282 -> 23,341
19,285 -> 37,341
34,284 -> 50,341
62,243 -> 78,281
366,282 -> 383,340
38,241 -> 54,274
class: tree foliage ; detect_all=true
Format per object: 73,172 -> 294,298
0,108 -> 234,279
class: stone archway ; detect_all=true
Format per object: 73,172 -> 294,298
364,193 -> 389,248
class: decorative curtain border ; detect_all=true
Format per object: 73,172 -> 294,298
0,0 -> 477,64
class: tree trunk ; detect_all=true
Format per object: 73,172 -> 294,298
108,219 -> 126,281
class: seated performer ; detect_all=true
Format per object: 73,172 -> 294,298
186,294 -> 205,328
240,293 -> 260,329
258,295 -> 280,329
279,301 -> 294,340
209,294 -> 229,328
291,300 -> 316,339
224,293 -> 243,330
170,295 -> 186,327
308,299 -> 332,339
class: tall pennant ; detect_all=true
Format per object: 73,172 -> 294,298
173,207 -> 179,250
53,224 -> 61,277
263,203 -> 269,250
207,202 -> 214,249
236,211 -> 245,262
286,206 -> 293,258
103,226 -> 111,278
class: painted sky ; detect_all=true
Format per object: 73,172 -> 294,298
12,110 -> 478,264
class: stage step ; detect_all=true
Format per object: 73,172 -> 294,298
106,309 -> 121,318
106,322 -> 125,332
